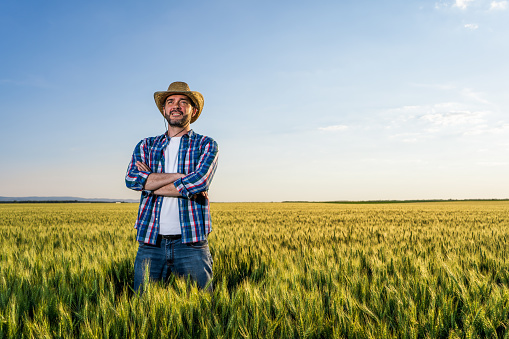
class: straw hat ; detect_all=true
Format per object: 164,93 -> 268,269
154,81 -> 204,123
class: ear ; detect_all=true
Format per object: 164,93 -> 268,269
192,107 -> 198,117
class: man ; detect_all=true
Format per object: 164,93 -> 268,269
125,81 -> 218,292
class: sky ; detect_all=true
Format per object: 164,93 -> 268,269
1,0 -> 508,202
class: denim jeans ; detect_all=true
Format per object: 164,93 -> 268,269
133,237 -> 213,292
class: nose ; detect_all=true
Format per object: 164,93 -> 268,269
166,103 -> 182,114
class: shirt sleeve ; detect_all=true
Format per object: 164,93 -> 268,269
125,139 -> 152,192
173,139 -> 219,199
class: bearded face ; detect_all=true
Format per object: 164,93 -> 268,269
163,94 -> 196,128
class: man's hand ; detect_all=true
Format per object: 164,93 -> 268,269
191,191 -> 208,200
191,191 -> 209,203
136,161 -> 151,172
136,161 -> 208,200
135,161 -> 185,191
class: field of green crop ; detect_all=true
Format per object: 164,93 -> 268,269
1,201 -> 509,338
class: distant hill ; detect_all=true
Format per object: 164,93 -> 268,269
0,196 -> 138,203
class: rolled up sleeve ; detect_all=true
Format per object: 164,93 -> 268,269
174,140 -> 218,199
125,140 -> 152,191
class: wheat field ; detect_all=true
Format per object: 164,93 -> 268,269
1,201 -> 509,338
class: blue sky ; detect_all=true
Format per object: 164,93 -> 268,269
1,0 -> 508,202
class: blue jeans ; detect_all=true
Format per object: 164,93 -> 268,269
133,237 -> 213,292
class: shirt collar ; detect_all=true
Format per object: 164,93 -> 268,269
161,129 -> 194,142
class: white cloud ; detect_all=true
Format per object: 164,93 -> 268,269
490,0 -> 508,10
460,88 -> 491,105
389,102 -> 485,124
411,83 -> 456,90
435,2 -> 448,9
454,0 -> 475,9
420,109 -> 486,126
464,23 -> 479,29
387,104 -> 509,146
477,161 -> 508,167
436,0 -> 507,12
318,125 -> 348,132
421,111 -> 484,126
464,122 -> 509,135
383,101 -> 496,142
389,132 -> 423,143
372,85 -> 506,149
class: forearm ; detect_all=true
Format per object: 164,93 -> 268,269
153,183 -> 209,201
153,183 -> 182,197
144,173 -> 185,191
175,159 -> 217,198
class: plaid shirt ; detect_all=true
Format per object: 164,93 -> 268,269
125,130 -> 218,244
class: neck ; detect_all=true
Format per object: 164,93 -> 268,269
167,125 -> 191,138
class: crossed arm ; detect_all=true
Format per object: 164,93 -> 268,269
126,137 -> 217,199
135,161 -> 207,199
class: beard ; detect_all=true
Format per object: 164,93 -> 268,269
167,117 -> 187,127
166,110 -> 191,127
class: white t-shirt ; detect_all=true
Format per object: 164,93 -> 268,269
159,137 -> 181,235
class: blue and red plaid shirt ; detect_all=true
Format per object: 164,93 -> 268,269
125,130 -> 218,244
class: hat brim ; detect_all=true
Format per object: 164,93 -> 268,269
154,90 -> 204,124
